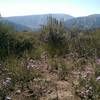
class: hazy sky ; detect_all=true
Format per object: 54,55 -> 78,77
0,0 -> 100,17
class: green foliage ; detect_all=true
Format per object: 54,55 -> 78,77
48,57 -> 69,80
69,32 -> 96,59
78,68 -> 100,100
0,23 -> 14,59
41,17 -> 68,56
95,64 -> 100,77
0,22 -> 39,59
91,29 -> 100,57
4,57 -> 41,89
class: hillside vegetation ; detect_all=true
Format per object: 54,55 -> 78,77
0,17 -> 100,100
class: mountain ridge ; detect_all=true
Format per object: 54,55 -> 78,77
5,14 -> 74,31
65,14 -> 100,30
2,13 -> 100,31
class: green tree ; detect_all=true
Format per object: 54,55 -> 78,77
41,17 -> 68,56
0,22 -> 14,59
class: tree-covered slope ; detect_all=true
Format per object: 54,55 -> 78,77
65,14 -> 100,30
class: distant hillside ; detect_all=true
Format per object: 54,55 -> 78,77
0,18 -> 31,32
3,14 -> 100,31
5,14 -> 74,31
65,14 -> 100,30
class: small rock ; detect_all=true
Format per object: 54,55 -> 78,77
5,96 -> 11,100
16,90 -> 21,94
85,90 -> 89,94
6,77 -> 11,81
97,59 -> 100,64
0,64 -> 3,69
73,80 -> 79,86
75,89 -> 80,94
48,90 -> 52,94
89,86 -> 93,90
85,84 -> 89,88
96,76 -> 100,81
3,77 -> 11,86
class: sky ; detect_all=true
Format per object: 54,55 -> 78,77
0,0 -> 100,17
